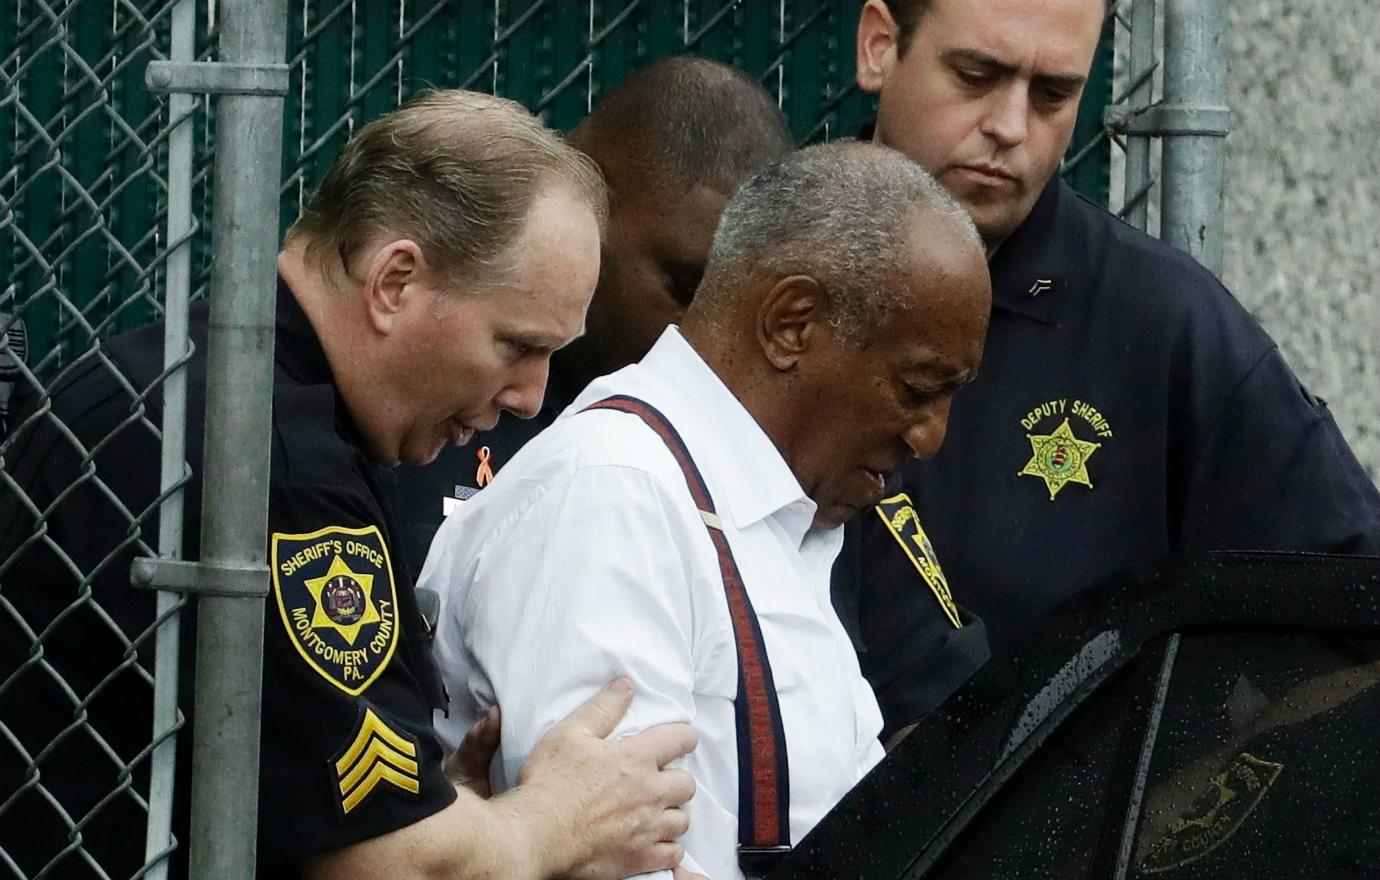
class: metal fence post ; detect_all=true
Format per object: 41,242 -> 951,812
186,0 -> 287,876
1120,0 -> 1158,232
144,0 -> 198,875
1160,0 -> 1232,274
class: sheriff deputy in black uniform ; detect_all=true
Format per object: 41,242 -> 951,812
0,90 -> 701,880
391,57 -> 792,578
841,0 -> 1380,731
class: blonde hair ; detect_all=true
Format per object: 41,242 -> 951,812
288,89 -> 607,290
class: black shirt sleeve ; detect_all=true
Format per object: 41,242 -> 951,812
833,510 -> 992,740
1177,345 -> 1380,556
256,401 -> 456,867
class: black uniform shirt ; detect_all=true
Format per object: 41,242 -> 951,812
259,280 -> 455,870
0,279 -> 454,878
862,176 -> 1380,662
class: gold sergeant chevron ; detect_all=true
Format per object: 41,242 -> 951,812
335,708 -> 420,814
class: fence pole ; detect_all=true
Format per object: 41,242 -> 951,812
1160,0 -> 1231,274
1120,0 -> 1157,232
144,0 -> 197,875
186,0 -> 287,876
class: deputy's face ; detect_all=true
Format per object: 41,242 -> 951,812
857,0 -> 1103,247
388,184 -> 600,465
794,218 -> 990,528
574,182 -> 729,379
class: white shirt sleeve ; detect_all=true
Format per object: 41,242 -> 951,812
430,463 -> 718,879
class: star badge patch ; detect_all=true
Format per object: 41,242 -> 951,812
272,524 -> 399,695
1019,417 -> 1102,501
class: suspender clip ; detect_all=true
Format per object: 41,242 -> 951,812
738,844 -> 793,875
699,509 -> 725,530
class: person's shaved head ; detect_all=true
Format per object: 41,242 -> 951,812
569,55 -> 792,201
556,56 -> 793,389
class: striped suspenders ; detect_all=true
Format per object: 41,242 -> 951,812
583,395 -> 792,874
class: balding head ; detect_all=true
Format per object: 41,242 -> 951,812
681,141 -> 991,527
558,56 -> 793,389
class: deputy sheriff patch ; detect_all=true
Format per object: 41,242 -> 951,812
1016,397 -> 1114,501
1138,751 -> 1284,874
332,707 -> 420,817
875,493 -> 962,629
272,524 -> 399,696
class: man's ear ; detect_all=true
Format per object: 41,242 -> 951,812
857,0 -> 901,95
757,275 -> 826,371
360,239 -> 425,335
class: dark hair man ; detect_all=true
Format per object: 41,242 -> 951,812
845,0 -> 1380,727
392,56 -> 793,579
424,141 -> 991,879
0,90 -> 699,880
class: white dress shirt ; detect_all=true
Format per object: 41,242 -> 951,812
423,327 -> 884,879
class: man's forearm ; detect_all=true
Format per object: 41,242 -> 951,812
302,786 -> 555,880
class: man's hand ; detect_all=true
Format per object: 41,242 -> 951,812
446,705 -> 503,798
496,677 -> 700,880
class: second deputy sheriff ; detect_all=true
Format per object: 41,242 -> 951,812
837,0 -> 1380,736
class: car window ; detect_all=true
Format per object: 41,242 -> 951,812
925,643 -> 1160,879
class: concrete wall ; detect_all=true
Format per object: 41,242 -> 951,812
1221,0 -> 1380,479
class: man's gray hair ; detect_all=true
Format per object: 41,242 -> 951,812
695,140 -> 979,342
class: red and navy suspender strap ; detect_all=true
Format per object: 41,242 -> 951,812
583,395 -> 792,870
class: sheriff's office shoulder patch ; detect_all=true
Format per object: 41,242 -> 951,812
1138,751 -> 1284,874
332,707 -> 420,817
875,493 -> 962,629
272,524 -> 400,696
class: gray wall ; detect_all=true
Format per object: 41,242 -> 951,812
1222,0 -> 1380,479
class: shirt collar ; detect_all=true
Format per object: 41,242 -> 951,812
275,274 -> 334,386
858,117 -> 1073,326
275,274 -> 374,451
986,175 -> 1078,325
639,327 -> 815,534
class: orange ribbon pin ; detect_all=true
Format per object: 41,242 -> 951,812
475,446 -> 494,488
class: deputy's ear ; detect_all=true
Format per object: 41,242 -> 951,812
857,0 -> 901,95
757,275 -> 826,371
360,239 -> 424,335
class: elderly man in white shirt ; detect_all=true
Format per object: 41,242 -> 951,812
423,141 -> 990,879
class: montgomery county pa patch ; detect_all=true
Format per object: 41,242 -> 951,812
875,493 -> 963,629
272,524 -> 400,696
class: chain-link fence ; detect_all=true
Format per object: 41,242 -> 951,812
0,1 -> 283,877
1,2 -> 205,879
0,1 -> 1217,877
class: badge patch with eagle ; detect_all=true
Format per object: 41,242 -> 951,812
272,524 -> 400,695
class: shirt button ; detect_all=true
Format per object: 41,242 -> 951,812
791,501 -> 809,513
